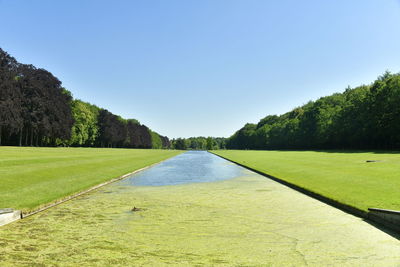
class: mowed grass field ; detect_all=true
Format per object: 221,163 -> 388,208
0,147 -> 180,212
213,150 -> 400,211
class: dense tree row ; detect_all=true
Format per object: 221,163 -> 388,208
0,48 -> 170,148
0,48 -> 74,146
227,72 -> 400,150
171,137 -> 226,150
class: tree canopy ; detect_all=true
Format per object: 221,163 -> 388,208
3,47 -> 400,151
226,72 -> 400,150
171,137 -> 226,150
0,48 -> 170,149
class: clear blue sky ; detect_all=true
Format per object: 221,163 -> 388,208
1,0 -> 400,138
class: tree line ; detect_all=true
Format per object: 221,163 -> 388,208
171,137 -> 226,150
227,71 -> 400,150
0,48 -> 170,148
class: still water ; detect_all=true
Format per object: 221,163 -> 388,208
120,151 -> 249,186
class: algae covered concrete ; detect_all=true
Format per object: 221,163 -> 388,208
0,174 -> 399,266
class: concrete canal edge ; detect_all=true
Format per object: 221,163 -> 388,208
368,208 -> 400,232
209,151 -> 400,234
0,209 -> 22,227
0,157 -> 173,227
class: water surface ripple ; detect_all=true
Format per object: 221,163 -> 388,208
121,151 -> 248,186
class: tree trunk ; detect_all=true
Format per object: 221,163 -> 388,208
0,125 -> 2,146
30,128 -> 33,146
19,128 -> 23,146
25,127 -> 28,146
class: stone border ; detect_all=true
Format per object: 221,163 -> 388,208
0,208 -> 14,215
368,208 -> 400,232
210,151 -> 400,234
0,209 -> 22,227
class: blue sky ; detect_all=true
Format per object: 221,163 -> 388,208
1,0 -> 400,138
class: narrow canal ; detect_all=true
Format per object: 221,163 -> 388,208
121,150 -> 249,186
0,151 -> 399,266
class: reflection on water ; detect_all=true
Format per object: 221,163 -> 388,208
120,151 -> 249,186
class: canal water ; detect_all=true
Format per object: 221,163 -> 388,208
120,151 -> 250,186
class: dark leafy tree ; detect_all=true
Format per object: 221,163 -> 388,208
0,47 -> 169,149
98,109 -> 126,147
172,138 -> 187,150
171,137 -> 226,150
18,64 -> 74,146
0,49 -> 23,145
160,135 -> 171,148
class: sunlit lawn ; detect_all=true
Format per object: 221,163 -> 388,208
213,150 -> 400,211
0,146 -> 180,212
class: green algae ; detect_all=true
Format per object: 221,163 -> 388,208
0,175 -> 399,266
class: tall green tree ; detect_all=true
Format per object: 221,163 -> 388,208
69,100 -> 100,146
226,71 -> 400,150
0,48 -> 22,145
150,131 -> 162,149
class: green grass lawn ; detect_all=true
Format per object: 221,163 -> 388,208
212,150 -> 400,211
0,147 -> 180,212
